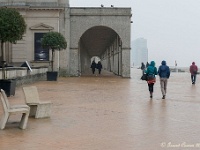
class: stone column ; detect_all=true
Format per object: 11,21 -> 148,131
121,47 -> 131,78
59,3 -> 70,76
69,48 -> 79,76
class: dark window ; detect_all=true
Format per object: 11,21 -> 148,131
34,33 -> 49,61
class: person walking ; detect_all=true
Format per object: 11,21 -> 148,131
145,61 -> 157,99
146,62 -> 149,68
158,60 -> 170,99
190,62 -> 198,84
96,61 -> 102,74
90,60 -> 96,74
141,62 -> 145,75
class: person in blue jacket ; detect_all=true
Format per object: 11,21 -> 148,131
158,60 -> 170,99
145,61 -> 158,99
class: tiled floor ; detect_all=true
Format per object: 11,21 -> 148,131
0,68 -> 200,150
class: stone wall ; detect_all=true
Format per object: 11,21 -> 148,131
0,67 -> 48,86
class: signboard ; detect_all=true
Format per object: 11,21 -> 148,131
21,61 -> 32,72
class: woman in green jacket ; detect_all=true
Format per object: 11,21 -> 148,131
145,61 -> 158,98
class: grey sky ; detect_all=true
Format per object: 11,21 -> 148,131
70,0 -> 200,67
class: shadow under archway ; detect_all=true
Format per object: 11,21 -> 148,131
79,26 -> 122,77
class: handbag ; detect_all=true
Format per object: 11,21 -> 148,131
141,73 -> 147,81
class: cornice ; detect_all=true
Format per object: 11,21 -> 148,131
30,23 -> 54,30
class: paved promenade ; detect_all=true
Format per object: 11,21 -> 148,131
0,68 -> 200,150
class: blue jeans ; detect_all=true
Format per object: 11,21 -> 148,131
191,74 -> 196,84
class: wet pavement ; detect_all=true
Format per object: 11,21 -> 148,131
0,68 -> 200,150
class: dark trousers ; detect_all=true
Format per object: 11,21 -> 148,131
98,69 -> 101,74
191,74 -> 196,83
92,68 -> 95,74
148,83 -> 154,93
142,69 -> 145,75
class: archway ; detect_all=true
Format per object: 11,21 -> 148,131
79,26 -> 122,76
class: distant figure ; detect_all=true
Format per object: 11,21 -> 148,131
175,60 -> 177,67
175,60 -> 178,72
90,60 -> 96,74
145,61 -> 157,99
97,61 -> 103,74
146,62 -> 149,68
190,62 -> 198,84
158,60 -> 170,99
141,62 -> 145,75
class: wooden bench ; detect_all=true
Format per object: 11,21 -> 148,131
0,89 -> 30,130
22,86 -> 52,118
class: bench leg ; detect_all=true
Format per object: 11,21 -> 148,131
29,105 -> 37,117
19,112 -> 29,129
0,113 -> 9,130
35,103 -> 52,118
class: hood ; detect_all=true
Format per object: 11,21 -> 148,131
192,62 -> 195,65
150,61 -> 155,67
161,60 -> 166,65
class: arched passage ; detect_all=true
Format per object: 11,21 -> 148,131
69,8 -> 131,77
79,26 -> 122,76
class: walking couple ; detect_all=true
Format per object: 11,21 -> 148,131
145,60 -> 170,99
91,60 -> 102,75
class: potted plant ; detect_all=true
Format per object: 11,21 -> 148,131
41,32 -> 67,81
0,8 -> 26,96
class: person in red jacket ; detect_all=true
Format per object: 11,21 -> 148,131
190,62 -> 198,84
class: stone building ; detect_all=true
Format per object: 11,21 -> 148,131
0,0 -> 132,77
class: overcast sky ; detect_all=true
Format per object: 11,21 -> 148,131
70,0 -> 200,67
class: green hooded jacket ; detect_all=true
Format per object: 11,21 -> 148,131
145,61 -> 158,77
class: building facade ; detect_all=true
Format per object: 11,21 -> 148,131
0,0 -> 132,77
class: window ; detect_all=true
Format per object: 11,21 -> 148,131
34,33 -> 49,61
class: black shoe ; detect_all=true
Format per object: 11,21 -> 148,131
150,95 -> 152,98
162,95 -> 165,99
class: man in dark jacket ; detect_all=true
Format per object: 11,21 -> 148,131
190,62 -> 198,84
91,60 -> 96,74
158,60 -> 170,99
141,62 -> 145,75
97,61 -> 102,74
